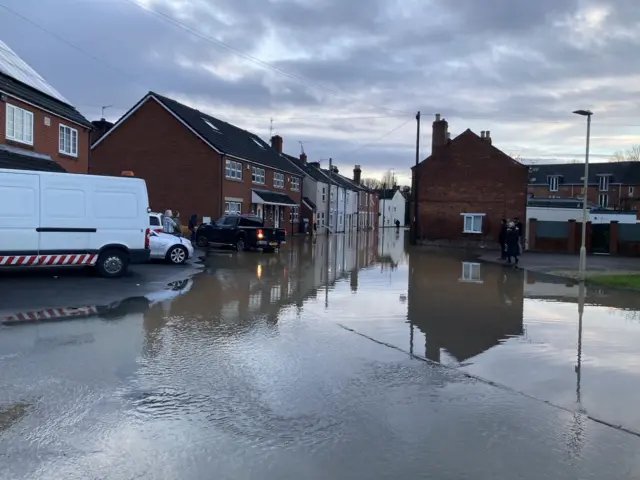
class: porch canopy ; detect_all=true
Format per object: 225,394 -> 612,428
303,197 -> 316,211
252,189 -> 298,207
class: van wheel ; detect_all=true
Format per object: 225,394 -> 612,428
167,245 -> 188,265
236,237 -> 246,252
96,249 -> 128,278
196,235 -> 209,248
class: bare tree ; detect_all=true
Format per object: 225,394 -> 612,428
361,178 -> 381,189
380,169 -> 397,188
610,144 -> 640,162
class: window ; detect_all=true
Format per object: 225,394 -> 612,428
202,118 -> 220,132
225,160 -> 242,180
548,176 -> 559,192
59,124 -> 78,156
460,262 -> 482,283
251,166 -> 265,184
274,172 -> 284,188
289,206 -> 299,222
329,212 -> 333,227
629,186 -> 635,197
251,137 -> 266,149
321,187 -> 326,202
598,175 -> 610,192
462,213 -> 484,234
598,194 -> 608,208
224,201 -> 242,215
5,103 -> 33,145
149,215 -> 160,226
291,177 -> 300,191
319,212 -> 325,226
338,213 -> 343,227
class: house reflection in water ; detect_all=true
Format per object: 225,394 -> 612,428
407,254 -> 524,364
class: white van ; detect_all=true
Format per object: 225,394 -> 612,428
0,168 -> 151,278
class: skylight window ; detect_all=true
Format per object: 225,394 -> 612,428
202,118 -> 220,133
251,137 -> 265,149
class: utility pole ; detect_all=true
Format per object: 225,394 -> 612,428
411,111 -> 421,245
382,182 -> 386,228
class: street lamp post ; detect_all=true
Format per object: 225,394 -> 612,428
573,109 -> 593,281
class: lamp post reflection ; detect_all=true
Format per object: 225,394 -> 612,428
576,281 -> 585,406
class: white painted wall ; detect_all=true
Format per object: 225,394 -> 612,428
527,206 -> 637,224
379,191 -> 406,227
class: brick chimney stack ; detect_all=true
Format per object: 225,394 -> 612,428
432,113 -> 448,152
300,152 -> 307,163
353,165 -> 362,184
270,135 -> 283,154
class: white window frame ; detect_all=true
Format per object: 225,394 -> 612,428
321,187 -> 326,202
225,160 -> 242,180
224,201 -> 242,215
5,103 -> 34,145
460,262 -> 483,283
548,176 -> 559,192
289,205 -> 299,222
291,177 -> 300,191
59,124 -> 78,157
598,175 -> 610,192
251,166 -> 265,184
629,186 -> 634,196
274,172 -> 285,189
461,213 -> 485,234
598,193 -> 608,208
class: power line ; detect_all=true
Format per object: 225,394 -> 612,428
333,117 -> 414,160
120,0 -> 412,116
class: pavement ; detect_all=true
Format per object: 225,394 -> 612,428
478,251 -> 640,278
3,234 -> 640,479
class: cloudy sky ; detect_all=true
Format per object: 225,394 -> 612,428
2,0 -> 640,184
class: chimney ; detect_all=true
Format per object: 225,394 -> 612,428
300,152 -> 307,164
270,135 -> 283,154
481,131 -> 486,139
331,165 -> 339,174
432,113 -> 448,152
90,119 -> 114,145
353,165 -> 362,184
486,131 -> 492,145
309,161 -> 321,169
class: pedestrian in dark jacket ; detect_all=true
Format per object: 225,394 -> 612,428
505,221 -> 520,267
498,219 -> 508,260
188,214 -> 198,243
514,216 -> 524,254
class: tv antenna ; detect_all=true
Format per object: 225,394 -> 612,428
299,141 -> 312,154
101,105 -> 113,120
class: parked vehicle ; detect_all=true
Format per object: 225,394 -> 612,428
149,212 -> 164,233
148,230 -> 194,264
0,167 -> 150,278
195,215 -> 286,252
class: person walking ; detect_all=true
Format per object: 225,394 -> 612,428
505,221 -> 520,267
188,214 -> 198,243
163,209 -> 177,234
498,218 -> 508,260
514,216 -> 524,254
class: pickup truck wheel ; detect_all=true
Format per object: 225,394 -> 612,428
96,249 -> 128,278
196,235 -> 209,247
236,237 -> 246,252
167,245 -> 188,265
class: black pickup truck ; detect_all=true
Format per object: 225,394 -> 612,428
195,215 -> 286,252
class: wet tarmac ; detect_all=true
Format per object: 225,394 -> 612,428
2,230 -> 640,479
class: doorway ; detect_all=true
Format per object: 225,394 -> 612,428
274,206 -> 280,228
591,223 -> 610,254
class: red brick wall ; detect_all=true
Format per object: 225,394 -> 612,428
0,96 -> 90,173
415,133 -> 528,242
528,183 -> 640,210
91,97 -> 222,221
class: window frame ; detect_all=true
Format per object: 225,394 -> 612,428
321,187 -> 326,202
273,172 -> 285,189
251,166 -> 265,184
59,124 -> 78,157
224,201 -> 242,215
548,175 -> 559,192
5,103 -> 34,146
291,177 -> 300,191
225,159 -> 242,180
598,193 -> 609,208
629,186 -> 635,197
460,262 -> 483,283
289,205 -> 299,222
461,213 -> 485,234
598,175 -> 610,192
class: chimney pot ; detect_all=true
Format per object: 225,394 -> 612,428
353,165 -> 362,184
481,131 -> 486,138
486,130 -> 491,138
435,113 -> 441,122
270,135 -> 283,154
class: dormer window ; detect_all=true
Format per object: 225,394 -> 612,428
598,175 -> 610,192
548,175 -> 559,192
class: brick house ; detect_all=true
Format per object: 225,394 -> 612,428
90,92 -> 303,231
528,161 -> 640,211
0,40 -> 92,173
412,114 -> 528,243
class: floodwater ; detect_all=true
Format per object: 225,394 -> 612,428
2,230 -> 640,479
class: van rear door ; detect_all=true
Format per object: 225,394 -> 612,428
0,171 -> 39,260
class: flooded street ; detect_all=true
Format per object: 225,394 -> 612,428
2,230 -> 640,479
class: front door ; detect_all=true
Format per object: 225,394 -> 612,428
591,223 -> 610,254
274,206 -> 280,228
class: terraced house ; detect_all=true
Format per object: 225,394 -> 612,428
91,92 -> 302,231
0,40 -> 92,173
